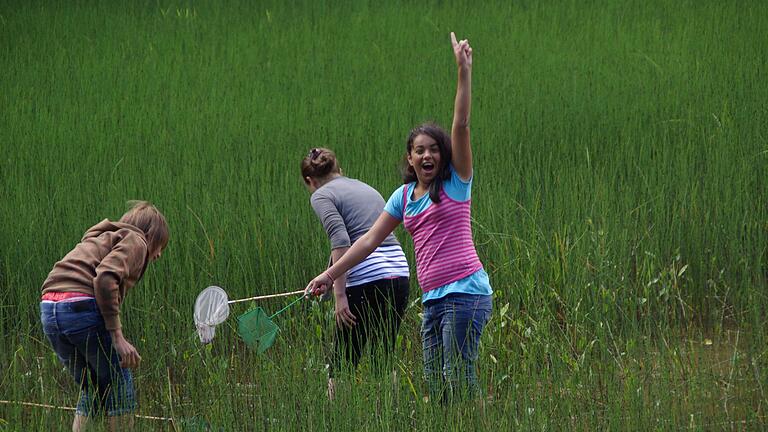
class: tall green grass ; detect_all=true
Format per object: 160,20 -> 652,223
1,0 -> 766,429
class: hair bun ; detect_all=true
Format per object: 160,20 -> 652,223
312,153 -> 332,169
301,148 -> 341,180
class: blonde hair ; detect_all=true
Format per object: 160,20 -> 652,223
119,201 -> 169,254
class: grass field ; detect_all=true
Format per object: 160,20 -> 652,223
1,0 -> 767,430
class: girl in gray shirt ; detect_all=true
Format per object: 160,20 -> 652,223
302,147 -> 410,400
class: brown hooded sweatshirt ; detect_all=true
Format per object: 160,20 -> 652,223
41,219 -> 149,331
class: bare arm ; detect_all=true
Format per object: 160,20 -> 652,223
307,211 -> 401,295
450,32 -> 474,181
330,247 -> 357,328
330,247 -> 349,297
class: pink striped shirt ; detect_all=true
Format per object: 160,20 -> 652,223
403,186 -> 483,293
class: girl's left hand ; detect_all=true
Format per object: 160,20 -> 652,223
334,294 -> 357,329
451,32 -> 473,69
305,272 -> 333,297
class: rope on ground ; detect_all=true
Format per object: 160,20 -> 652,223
0,399 -> 173,422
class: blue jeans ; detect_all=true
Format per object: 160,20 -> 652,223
40,300 -> 136,417
421,293 -> 492,403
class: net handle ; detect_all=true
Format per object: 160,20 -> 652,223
228,289 -> 306,304
269,292 -> 308,318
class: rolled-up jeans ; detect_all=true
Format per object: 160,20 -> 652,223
421,293 -> 492,403
40,299 -> 136,417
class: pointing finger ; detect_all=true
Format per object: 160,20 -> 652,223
450,32 -> 458,47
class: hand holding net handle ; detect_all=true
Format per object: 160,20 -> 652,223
228,290 -> 306,304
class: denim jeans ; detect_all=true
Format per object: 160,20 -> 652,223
40,299 -> 136,417
421,293 -> 492,403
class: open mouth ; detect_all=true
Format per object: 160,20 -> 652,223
422,162 -> 435,175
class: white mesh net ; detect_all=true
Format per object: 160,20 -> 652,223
194,286 -> 231,344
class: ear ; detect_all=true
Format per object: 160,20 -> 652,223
406,152 -> 414,167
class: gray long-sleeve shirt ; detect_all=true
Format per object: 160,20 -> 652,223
310,176 -> 400,250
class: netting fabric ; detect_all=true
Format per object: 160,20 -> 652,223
237,307 -> 279,354
194,286 -> 231,344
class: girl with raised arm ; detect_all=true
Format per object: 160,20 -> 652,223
306,33 -> 492,402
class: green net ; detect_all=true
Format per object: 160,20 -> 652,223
237,307 -> 279,354
235,294 -> 305,353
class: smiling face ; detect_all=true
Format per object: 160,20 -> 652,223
407,134 -> 442,186
400,123 -> 452,202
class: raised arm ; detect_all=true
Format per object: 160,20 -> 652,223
306,211 -> 401,296
450,32 -> 473,181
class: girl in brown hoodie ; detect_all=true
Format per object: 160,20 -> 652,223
40,201 -> 168,431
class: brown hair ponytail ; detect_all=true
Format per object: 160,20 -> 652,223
301,148 -> 341,183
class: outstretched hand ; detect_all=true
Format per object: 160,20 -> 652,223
451,32 -> 473,69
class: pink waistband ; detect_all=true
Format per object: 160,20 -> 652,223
41,291 -> 95,302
